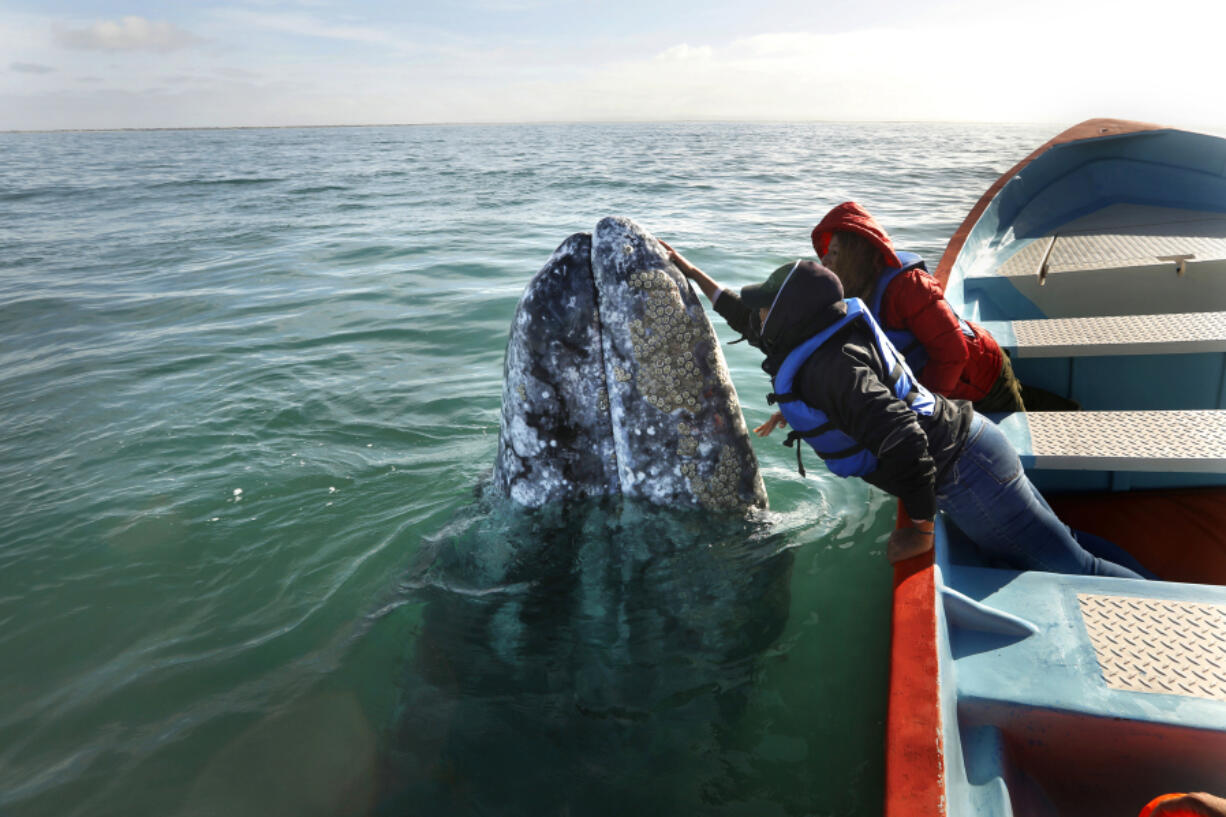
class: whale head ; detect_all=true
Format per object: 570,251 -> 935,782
494,217 -> 767,511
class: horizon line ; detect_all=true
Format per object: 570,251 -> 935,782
0,117 -> 1068,135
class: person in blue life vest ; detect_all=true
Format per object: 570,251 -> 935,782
663,243 -> 1152,577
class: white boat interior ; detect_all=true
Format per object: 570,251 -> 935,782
962,204 -> 1226,319
980,311 -> 1226,358
997,409 -> 1226,473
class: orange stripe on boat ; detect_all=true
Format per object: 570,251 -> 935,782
885,500 -> 944,817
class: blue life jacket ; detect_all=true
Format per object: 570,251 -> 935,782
868,251 -> 975,375
769,298 -> 936,478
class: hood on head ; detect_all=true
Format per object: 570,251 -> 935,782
760,260 -> 846,361
810,201 -> 903,269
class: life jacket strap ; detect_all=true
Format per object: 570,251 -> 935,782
784,424 -> 834,445
782,427 -> 869,478
818,440 -> 870,459
767,392 -> 801,406
789,429 -> 809,473
782,425 -> 838,479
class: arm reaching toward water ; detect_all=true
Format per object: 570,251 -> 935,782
754,411 -> 787,437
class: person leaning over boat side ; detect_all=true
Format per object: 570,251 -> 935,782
662,244 -> 1146,578
811,201 -> 1032,416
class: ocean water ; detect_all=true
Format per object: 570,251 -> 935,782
0,121 -> 1052,817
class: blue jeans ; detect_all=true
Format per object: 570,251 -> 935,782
935,415 -> 1146,579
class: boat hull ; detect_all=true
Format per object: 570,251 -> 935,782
886,119 -> 1226,817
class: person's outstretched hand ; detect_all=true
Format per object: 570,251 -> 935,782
659,240 -> 697,278
887,522 -> 934,564
754,411 -> 787,437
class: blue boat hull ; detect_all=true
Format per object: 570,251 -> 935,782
886,120 -> 1226,817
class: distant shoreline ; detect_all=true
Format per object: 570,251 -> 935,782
0,119 -> 1057,136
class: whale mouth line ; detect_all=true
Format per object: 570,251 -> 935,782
583,245 -> 623,486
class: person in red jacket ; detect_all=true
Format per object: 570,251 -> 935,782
811,201 -> 1026,414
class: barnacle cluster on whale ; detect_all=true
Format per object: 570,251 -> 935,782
626,268 -> 705,416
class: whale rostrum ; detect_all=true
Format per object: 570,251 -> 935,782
494,217 -> 767,511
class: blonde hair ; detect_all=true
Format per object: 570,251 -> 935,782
828,231 -> 884,302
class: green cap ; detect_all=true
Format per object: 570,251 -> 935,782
740,261 -> 799,310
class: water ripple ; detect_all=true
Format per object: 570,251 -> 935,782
0,121 -> 1053,817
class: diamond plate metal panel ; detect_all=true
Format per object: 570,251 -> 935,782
993,236 -> 1054,278
1078,593 -> 1226,701
1026,411 -> 1226,472
1010,311 -> 1226,357
1049,228 -> 1226,273
982,206 -> 1226,278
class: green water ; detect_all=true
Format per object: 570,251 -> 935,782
0,122 -> 1052,816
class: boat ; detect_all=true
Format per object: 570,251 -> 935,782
886,119 -> 1226,817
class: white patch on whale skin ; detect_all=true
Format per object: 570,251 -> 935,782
508,414 -> 544,457
509,480 -> 537,506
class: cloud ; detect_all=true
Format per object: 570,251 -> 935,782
233,0 -> 330,6
53,16 -> 202,52
214,9 -> 403,47
505,20 -> 1220,126
2,0 -> 1217,131
655,44 -> 714,63
10,61 -> 55,74
470,0 -> 550,10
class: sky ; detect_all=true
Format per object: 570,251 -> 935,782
2,0 -> 1224,131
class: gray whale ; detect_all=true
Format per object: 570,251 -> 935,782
391,496 -> 794,815
494,217 -> 767,511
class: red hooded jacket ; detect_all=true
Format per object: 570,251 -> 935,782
811,202 -> 1003,401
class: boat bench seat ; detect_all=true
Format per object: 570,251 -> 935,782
995,410 -> 1226,472
962,205 -> 1226,316
977,205 -> 1226,282
979,311 -> 1226,358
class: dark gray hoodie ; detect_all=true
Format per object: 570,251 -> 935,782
719,261 -> 973,520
